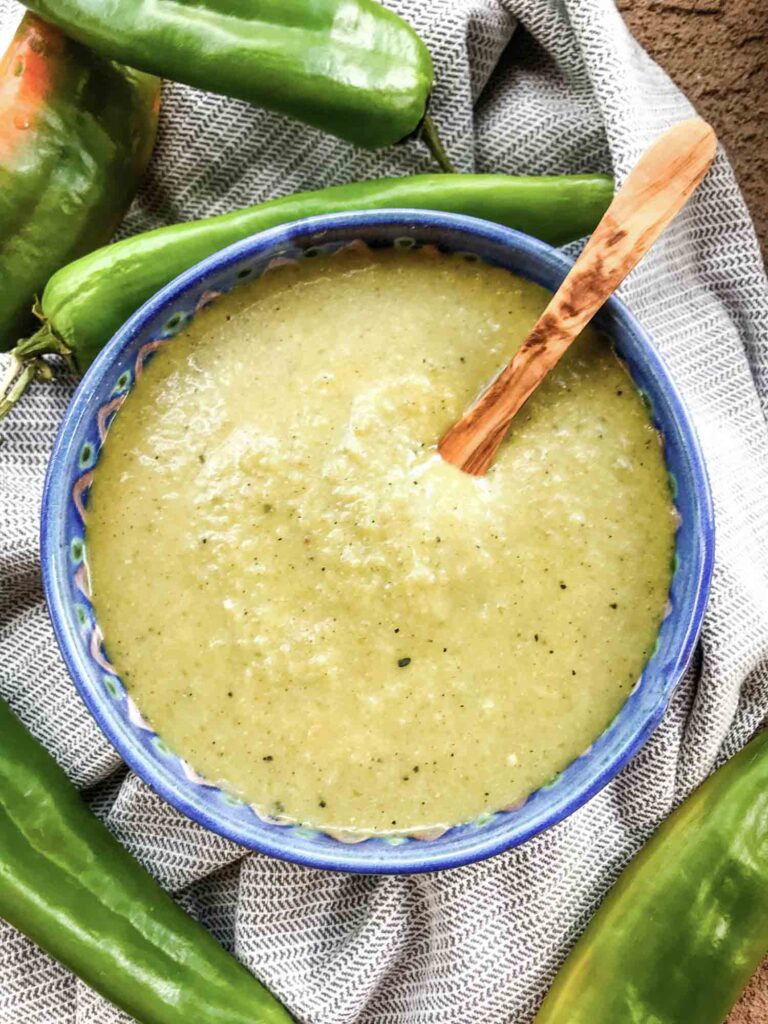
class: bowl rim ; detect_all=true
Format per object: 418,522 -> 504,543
41,209 -> 715,873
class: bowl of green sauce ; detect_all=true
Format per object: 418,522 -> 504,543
41,210 -> 714,872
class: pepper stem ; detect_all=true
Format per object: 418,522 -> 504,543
421,116 -> 457,174
0,357 -> 41,421
13,318 -> 75,366
0,322 -> 74,421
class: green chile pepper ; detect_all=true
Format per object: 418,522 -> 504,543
1,172 -> 613,413
0,696 -> 294,1024
535,729 -> 768,1024
22,0 -> 435,152
0,12 -> 159,350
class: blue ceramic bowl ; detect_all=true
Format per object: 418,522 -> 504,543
41,210 -> 714,873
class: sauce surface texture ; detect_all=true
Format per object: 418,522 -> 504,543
87,248 -> 675,836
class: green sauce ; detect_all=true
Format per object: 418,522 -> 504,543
87,247 -> 675,836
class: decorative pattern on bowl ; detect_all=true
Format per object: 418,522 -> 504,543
41,211 -> 714,873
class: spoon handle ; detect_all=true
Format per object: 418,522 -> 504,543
438,118 -> 717,476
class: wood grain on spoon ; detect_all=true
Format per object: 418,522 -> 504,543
438,118 -> 717,476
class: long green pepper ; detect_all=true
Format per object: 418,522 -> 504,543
5,172 -> 613,392
0,697 -> 294,1024
22,0 -> 435,151
535,729 -> 768,1024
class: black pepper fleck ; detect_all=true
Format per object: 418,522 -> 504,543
397,657 -> 411,668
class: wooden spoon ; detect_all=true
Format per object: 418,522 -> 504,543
438,118 -> 717,476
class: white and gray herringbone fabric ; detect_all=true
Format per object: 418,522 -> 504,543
1,1 -> 767,1021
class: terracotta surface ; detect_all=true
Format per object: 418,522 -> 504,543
618,2 -> 768,1019
727,959 -> 768,1024
619,0 -> 767,258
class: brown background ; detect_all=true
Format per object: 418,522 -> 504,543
618,1 -> 767,1018
619,0 -> 767,256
